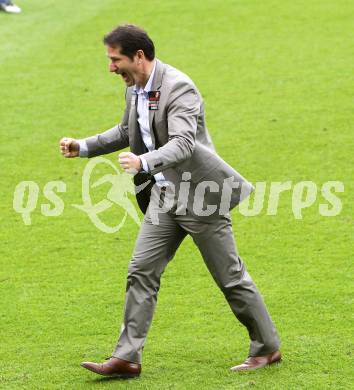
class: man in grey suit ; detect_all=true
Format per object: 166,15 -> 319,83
60,24 -> 281,377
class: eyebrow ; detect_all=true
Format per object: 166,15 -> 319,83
107,55 -> 121,60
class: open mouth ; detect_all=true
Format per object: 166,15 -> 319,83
120,72 -> 129,82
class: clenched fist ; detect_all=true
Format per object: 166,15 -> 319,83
59,137 -> 80,158
118,152 -> 142,174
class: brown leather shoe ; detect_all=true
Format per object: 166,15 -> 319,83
81,357 -> 141,378
230,350 -> 282,371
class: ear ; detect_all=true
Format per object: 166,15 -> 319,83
136,49 -> 145,61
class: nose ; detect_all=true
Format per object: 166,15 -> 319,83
109,63 -> 117,72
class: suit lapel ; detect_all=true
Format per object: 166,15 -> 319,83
129,60 -> 165,153
148,60 -> 164,147
128,92 -> 146,155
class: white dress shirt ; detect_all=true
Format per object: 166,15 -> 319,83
134,61 -> 167,185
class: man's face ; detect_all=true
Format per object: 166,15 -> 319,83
107,45 -> 138,87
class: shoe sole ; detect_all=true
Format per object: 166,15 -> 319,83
81,365 -> 140,378
231,358 -> 282,372
101,373 -> 140,379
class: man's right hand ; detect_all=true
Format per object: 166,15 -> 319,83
59,137 -> 80,158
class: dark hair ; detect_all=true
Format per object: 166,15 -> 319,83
103,24 -> 155,61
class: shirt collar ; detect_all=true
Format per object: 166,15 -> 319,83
134,60 -> 157,94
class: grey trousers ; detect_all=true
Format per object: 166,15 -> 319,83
112,188 -> 280,363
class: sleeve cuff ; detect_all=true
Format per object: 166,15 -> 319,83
78,139 -> 88,157
140,156 -> 149,172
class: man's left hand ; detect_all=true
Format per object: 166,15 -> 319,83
118,152 -> 142,174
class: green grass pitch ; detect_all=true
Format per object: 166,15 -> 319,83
0,0 -> 353,388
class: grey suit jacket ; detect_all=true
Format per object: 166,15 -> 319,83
85,59 -> 254,218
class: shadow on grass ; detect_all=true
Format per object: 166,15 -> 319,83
85,375 -> 141,384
